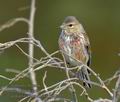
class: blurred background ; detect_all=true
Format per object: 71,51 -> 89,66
0,0 -> 120,101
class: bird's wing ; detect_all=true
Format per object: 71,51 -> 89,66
83,33 -> 91,66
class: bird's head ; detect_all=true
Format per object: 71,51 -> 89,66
60,16 -> 83,35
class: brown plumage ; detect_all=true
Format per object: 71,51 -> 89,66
58,16 -> 91,88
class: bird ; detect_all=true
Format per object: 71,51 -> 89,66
58,16 -> 91,88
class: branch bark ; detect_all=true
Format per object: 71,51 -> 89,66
28,0 -> 42,101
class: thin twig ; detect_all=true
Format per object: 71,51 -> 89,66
28,0 -> 42,101
113,75 -> 120,102
62,53 -> 78,102
0,17 -> 28,32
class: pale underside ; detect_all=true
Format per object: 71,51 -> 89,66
59,31 -> 89,67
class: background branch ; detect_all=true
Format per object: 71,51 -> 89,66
28,0 -> 42,101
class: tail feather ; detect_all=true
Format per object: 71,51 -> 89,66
77,66 -> 92,88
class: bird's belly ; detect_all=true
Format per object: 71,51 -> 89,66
59,34 -> 87,66
64,53 -> 82,66
63,44 -> 83,66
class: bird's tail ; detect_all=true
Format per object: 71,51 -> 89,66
77,66 -> 92,88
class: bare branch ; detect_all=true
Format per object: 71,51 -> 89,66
0,17 -> 28,32
62,53 -> 78,102
113,74 -> 120,102
28,0 -> 42,101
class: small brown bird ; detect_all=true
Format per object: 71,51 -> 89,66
58,16 -> 91,88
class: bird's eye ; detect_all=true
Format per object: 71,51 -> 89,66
68,24 -> 73,27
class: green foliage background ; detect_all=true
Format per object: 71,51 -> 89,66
0,0 -> 120,101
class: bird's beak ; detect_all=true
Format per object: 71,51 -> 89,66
60,25 -> 64,29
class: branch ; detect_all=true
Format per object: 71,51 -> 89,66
28,0 -> 42,101
0,17 -> 28,32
